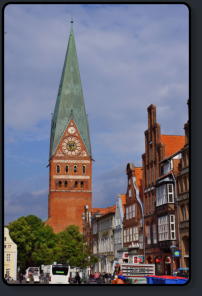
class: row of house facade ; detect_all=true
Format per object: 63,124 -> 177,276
83,102 -> 189,276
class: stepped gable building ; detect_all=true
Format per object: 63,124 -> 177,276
142,104 -> 185,275
177,99 -> 189,269
121,164 -> 144,264
45,21 -> 92,233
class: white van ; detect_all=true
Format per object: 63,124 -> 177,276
42,264 -> 70,284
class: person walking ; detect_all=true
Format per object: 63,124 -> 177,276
104,272 -> 108,283
19,273 -> 23,284
75,272 -> 81,285
4,274 -> 8,283
95,272 -> 99,280
29,274 -> 34,284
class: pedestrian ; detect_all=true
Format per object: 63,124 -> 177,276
117,270 -> 127,284
82,273 -> 87,284
104,272 -> 108,283
4,274 -> 8,283
95,272 -> 99,280
29,274 -> 34,284
19,273 -> 23,284
75,272 -> 81,285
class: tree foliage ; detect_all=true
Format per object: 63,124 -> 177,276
6,215 -> 97,270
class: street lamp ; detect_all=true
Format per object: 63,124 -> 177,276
170,241 -> 177,276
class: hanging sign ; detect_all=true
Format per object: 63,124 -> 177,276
156,258 -> 162,263
165,257 -> 171,263
174,250 -> 180,257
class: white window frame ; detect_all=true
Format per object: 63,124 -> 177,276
168,184 -> 174,203
129,206 -> 132,219
132,204 -> 135,218
170,215 -> 176,240
126,207 -> 128,220
152,224 -> 157,244
133,226 -> 138,241
111,236 -> 113,252
130,228 -> 132,242
7,254 -> 11,262
153,195 -> 155,213
148,169 -> 150,185
139,234 -> 143,249
158,215 -> 169,241
129,189 -> 132,198
124,230 -> 126,243
149,196 -> 151,214
127,229 -> 129,242
147,226 -> 151,245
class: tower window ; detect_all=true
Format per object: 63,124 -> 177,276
57,165 -> 60,174
65,181 -> 68,188
65,165 -> 68,173
74,165 -> 77,173
82,165 -> 86,174
75,181 -> 78,188
59,181 -> 62,188
81,181 -> 84,188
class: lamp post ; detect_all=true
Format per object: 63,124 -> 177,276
170,241 -> 177,276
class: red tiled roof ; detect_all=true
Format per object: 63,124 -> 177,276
134,167 -> 143,201
99,205 -> 116,218
120,194 -> 126,214
161,135 -> 185,158
91,208 -> 108,214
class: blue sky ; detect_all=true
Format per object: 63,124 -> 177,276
4,4 -> 189,225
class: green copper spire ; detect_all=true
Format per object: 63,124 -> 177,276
51,22 -> 92,157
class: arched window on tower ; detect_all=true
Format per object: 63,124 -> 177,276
65,165 -> 68,173
57,165 -> 60,174
59,181 -> 62,188
65,181 -> 68,188
74,165 -> 77,173
75,181 -> 78,188
82,165 -> 86,174
81,181 -> 84,189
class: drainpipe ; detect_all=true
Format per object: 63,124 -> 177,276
172,172 -> 181,269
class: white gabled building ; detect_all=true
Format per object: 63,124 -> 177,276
4,227 -> 17,280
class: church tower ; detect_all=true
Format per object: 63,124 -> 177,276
45,21 -> 92,233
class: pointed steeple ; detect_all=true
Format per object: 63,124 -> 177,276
51,21 -> 92,157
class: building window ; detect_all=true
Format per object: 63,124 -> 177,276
4,245 -> 6,248
75,181 -> 78,188
185,177 -> 188,191
170,215 -> 176,239
151,168 -> 153,183
127,229 -> 129,242
81,181 -> 84,189
149,196 -> 151,214
153,195 -> 155,213
140,219 -> 143,228
180,179 -> 183,193
124,230 -> 126,243
151,147 -> 153,161
129,179 -> 131,185
82,165 -> 86,174
156,184 -> 167,206
139,234 -> 143,249
8,245 -> 11,249
59,181 -> 62,188
7,254 -> 11,262
4,237 -> 6,241
126,207 -> 128,220
74,165 -> 77,173
183,206 -> 186,220
129,206 -> 132,219
155,165 -> 157,180
129,189 -> 132,197
146,226 -> 151,244
148,169 -> 150,185
57,164 -> 60,173
152,224 -> 157,244
65,165 -> 68,173
133,226 -> 138,241
130,228 -> 132,242
111,236 -> 113,252
132,204 -> 135,218
158,216 -> 169,241
6,269 -> 10,276
183,154 -> 187,167
145,197 -> 148,215
168,184 -> 174,203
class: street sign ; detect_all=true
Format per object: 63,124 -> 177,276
174,250 -> 180,257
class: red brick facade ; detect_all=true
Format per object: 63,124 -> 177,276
45,118 -> 92,233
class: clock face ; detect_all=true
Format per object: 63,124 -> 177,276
68,127 -> 76,134
67,141 -> 77,151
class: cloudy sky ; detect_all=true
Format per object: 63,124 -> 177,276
4,4 -> 189,225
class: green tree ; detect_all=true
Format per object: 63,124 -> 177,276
56,225 -> 98,269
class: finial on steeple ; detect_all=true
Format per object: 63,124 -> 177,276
71,14 -> 74,24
